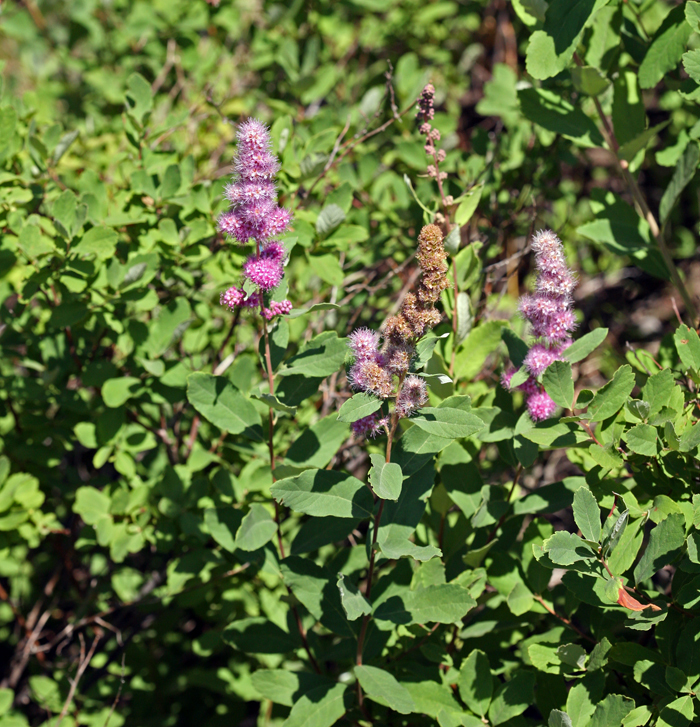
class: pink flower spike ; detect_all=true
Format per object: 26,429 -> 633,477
527,391 -> 558,421
243,254 -> 284,291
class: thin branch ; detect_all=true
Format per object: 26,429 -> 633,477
533,594 -> 596,644
54,633 -> 102,727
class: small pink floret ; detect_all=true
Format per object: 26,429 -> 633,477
348,328 -> 381,361
527,391 -> 558,421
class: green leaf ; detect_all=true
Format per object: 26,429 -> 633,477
235,504 -> 277,551
102,377 -> 142,407
52,189 -> 80,239
402,681 -> 463,720
659,141 -> 700,224
638,6 -> 692,89
634,513 -> 685,585
543,360 -> 574,410
355,666 -> 416,715
458,649 -> 492,717
284,414 -> 349,469
488,671 -> 536,726
223,617 -> 299,654
377,534 -> 442,562
186,373 -> 262,437
411,407 -> 485,439
608,517 -> 643,576
618,122 -> 669,163
543,531 -> 597,566
337,392 -> 382,423
286,302 -> 341,319
502,328 -> 529,369
657,696 -> 695,727
336,573 -> 371,620
74,226 -> 118,260
549,710 -> 573,727
587,365 -> 635,421
525,0 -> 609,81
316,204 -> 346,235
602,509 -> 629,559
518,87 -> 604,147
19,224 -> 54,259
291,517 -> 358,555
571,65 -> 610,96
125,72 -> 153,124
454,320 -> 507,380
309,253 -> 344,286
281,556 -> 356,637
204,508 -> 243,553
374,583 -> 476,625
271,469 -> 373,518
576,190 -> 668,278
159,164 -> 181,199
573,486 -> 601,542
687,1 -> 700,31
279,332 -> 347,378
443,225 -> 460,256
624,424 -> 658,457
0,688 -> 12,716
250,392 -> 297,415
74,486 -> 110,525
251,670 -> 333,707
415,331 -> 450,369
147,299 -> 192,357
368,454 -> 403,500
586,694 -> 635,727
281,683 -> 350,727
454,184 -> 483,226
674,324 -> 700,371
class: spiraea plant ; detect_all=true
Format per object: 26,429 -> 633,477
5,2 -> 700,725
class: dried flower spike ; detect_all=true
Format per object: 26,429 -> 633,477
345,225 -> 449,438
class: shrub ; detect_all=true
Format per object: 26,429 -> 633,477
2,1 -> 700,726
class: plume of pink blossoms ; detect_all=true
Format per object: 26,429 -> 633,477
503,229 -> 577,422
218,119 -> 293,319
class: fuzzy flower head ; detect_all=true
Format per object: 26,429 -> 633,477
527,391 -> 558,422
243,254 -> 284,291
351,412 -> 387,439
396,375 -> 428,418
349,359 -> 393,399
348,328 -> 381,362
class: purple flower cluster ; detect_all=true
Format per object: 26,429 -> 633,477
218,119 -> 292,318
503,229 -> 577,422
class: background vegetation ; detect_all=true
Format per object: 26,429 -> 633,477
2,0 -> 700,725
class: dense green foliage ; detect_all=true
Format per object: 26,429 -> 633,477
3,0 -> 700,726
